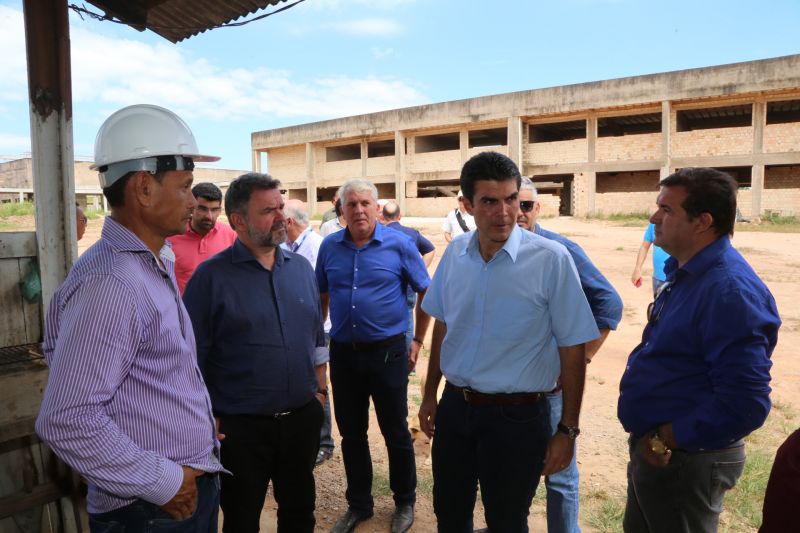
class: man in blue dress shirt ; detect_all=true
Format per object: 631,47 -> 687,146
316,179 -> 431,533
617,167 -> 781,533
419,152 -> 600,532
184,173 -> 328,533
517,177 -> 623,533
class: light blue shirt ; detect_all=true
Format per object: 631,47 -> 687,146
644,223 -> 670,281
422,225 -> 599,393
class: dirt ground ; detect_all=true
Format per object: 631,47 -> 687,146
72,215 -> 800,532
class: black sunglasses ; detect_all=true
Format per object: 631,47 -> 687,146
520,200 -> 536,213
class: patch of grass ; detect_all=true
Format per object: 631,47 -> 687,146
720,449 -> 773,531
371,470 -> 393,497
583,488 -> 625,533
410,393 -> 422,406
586,212 -> 651,227
0,201 -> 35,217
85,207 -> 106,220
615,246 -> 624,251
417,473 -> 434,496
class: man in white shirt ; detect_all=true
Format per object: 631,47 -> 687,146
441,190 -> 476,242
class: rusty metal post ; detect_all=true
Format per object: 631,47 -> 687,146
23,0 -> 77,313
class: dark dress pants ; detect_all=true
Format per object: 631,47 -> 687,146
624,435 -> 745,533
329,336 -> 416,515
88,473 -> 220,533
431,384 -> 551,533
218,400 -> 323,533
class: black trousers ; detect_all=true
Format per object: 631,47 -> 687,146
432,384 -> 551,533
218,400 -> 324,533
329,335 -> 416,514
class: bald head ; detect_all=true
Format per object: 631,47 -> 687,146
382,200 -> 401,222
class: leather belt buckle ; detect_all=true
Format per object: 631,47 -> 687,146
273,410 -> 292,419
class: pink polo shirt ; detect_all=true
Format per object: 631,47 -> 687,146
168,221 -> 237,294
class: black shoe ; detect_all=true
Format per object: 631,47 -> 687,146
390,504 -> 414,533
315,447 -> 333,466
331,508 -> 372,533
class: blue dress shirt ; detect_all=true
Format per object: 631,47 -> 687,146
618,236 -> 781,450
316,222 -> 431,343
183,240 -> 327,416
535,224 -> 623,331
422,225 -> 600,393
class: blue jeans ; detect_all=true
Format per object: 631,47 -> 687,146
405,294 -> 416,351
545,392 -> 581,533
88,473 -> 219,532
432,384 -> 551,532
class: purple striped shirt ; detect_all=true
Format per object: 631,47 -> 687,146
36,217 -> 223,514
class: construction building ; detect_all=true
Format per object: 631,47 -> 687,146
251,54 -> 800,219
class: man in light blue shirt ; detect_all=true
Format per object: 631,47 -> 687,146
632,223 -> 671,297
419,152 -> 599,532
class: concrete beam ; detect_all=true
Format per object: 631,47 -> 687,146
395,131 -> 406,212
304,142 -> 316,214
507,116 -> 523,169
661,101 -> 672,179
252,55 -> 800,149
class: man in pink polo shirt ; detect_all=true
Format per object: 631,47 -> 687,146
169,182 -> 237,293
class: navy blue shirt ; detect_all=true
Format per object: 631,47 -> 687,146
534,224 -> 622,330
184,240 -> 326,416
618,236 -> 780,450
316,222 -> 431,343
386,221 -> 435,256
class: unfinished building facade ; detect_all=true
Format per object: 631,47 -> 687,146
252,55 -> 800,219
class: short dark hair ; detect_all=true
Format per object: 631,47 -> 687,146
459,151 -> 521,203
192,182 -> 222,203
660,167 -> 737,237
102,171 -> 165,208
224,172 -> 281,225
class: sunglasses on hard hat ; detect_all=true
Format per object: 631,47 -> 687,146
519,201 -> 536,213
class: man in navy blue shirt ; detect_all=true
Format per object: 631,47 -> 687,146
382,200 -> 436,350
517,177 -> 622,533
617,168 -> 781,533
184,173 -> 328,533
316,179 -> 431,533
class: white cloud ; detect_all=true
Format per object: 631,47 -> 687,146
0,133 -> 31,153
0,6 -> 426,124
323,18 -> 404,37
372,47 -> 395,59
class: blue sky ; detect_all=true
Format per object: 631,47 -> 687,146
1,0 -> 798,170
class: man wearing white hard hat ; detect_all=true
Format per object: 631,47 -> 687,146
36,104 -> 225,532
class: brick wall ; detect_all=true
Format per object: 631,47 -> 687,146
408,150 -> 461,173
597,171 -> 660,193
321,159 -> 361,181
596,133 -> 662,161
268,145 -> 306,182
672,127 -> 754,157
595,191 -> 658,215
467,146 -> 508,159
527,139 -> 588,165
366,155 -> 395,177
405,197 -> 460,217
0,159 -> 33,188
573,173 -> 589,217
763,165 -> 800,215
764,123 -> 800,153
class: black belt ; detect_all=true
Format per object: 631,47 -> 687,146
331,333 -> 405,352
446,382 -> 544,406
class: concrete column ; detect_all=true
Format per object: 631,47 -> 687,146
252,150 -> 261,172
660,101 -> 672,180
751,101 -> 766,219
361,138 -> 368,179
507,116 -> 523,170
586,117 -> 597,214
18,191 -> 24,203
395,131 -> 407,213
460,130 -> 469,164
305,142 -> 317,215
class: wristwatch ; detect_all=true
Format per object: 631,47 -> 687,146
557,423 -> 580,440
649,432 -> 670,455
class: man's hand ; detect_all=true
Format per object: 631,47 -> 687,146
637,433 -> 672,467
418,396 -> 438,438
160,466 -> 203,520
214,417 -> 225,442
408,340 -> 422,373
631,269 -> 643,288
541,433 -> 575,476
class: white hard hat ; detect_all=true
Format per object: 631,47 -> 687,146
91,104 -> 219,187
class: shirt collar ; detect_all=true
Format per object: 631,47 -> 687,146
230,238 -> 289,267
183,220 -> 218,239
335,220 -> 384,246
462,224 -> 522,263
291,226 -> 314,248
102,216 -> 174,268
664,235 -> 731,279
